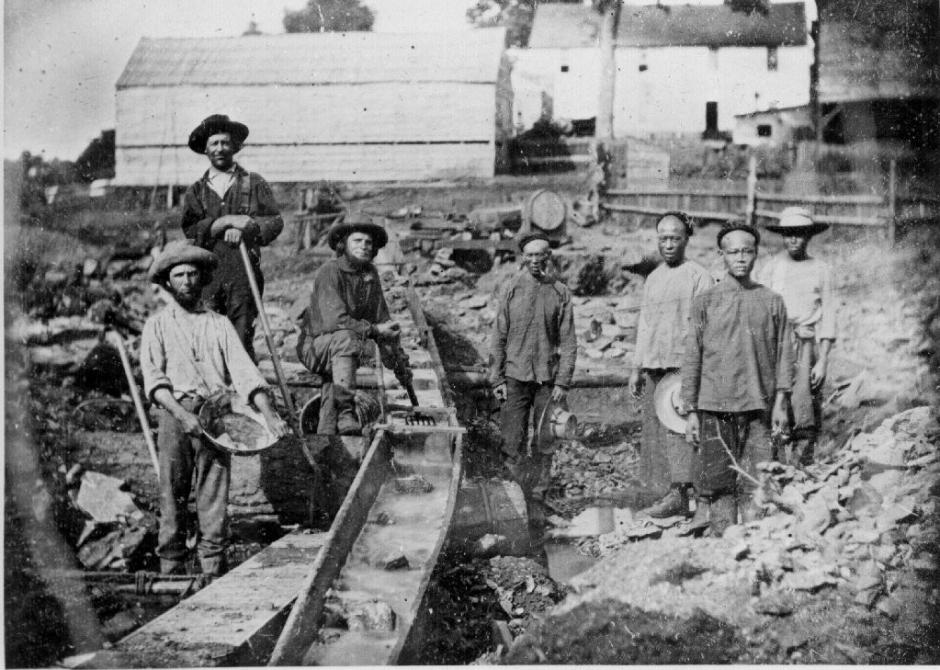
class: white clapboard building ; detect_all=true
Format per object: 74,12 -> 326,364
511,3 -> 810,139
114,29 -> 511,185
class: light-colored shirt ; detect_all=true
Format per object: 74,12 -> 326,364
681,275 -> 794,413
141,299 -> 268,404
206,164 -> 236,199
633,259 -> 713,370
757,252 -> 836,341
489,271 -> 577,388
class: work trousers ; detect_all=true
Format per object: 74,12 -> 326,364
787,336 -> 821,465
298,329 -> 364,435
500,378 -> 553,499
204,269 -> 262,361
637,368 -> 693,495
156,398 -> 231,576
694,410 -> 772,499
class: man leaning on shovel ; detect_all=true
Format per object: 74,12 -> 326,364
140,240 -> 289,577
181,114 -> 283,360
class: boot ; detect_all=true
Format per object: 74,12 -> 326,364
687,496 -> 711,533
708,493 -> 738,537
332,356 -> 361,436
642,484 -> 691,518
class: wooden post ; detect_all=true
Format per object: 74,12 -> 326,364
745,154 -> 757,226
887,159 -> 897,245
596,1 -> 621,144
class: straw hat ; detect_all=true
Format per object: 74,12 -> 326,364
148,240 -> 218,283
653,372 -> 688,435
765,206 -> 829,236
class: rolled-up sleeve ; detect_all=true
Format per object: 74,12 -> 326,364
774,295 -> 795,393
680,294 -> 706,409
220,317 -> 268,404
555,293 -> 577,388
817,263 -> 836,341
140,317 -> 173,403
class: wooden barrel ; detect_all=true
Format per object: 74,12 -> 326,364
525,189 -> 566,232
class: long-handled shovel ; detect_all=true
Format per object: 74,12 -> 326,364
238,240 -> 300,434
109,330 -> 160,479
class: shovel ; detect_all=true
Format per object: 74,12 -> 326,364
237,240 -> 300,434
109,330 -> 160,479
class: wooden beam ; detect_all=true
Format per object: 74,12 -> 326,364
78,530 -> 327,668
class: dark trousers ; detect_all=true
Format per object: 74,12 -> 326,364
694,411 -> 772,499
500,378 -> 553,499
638,368 -> 693,495
787,337 -> 821,465
298,329 -> 364,435
205,272 -> 261,361
156,399 -> 231,575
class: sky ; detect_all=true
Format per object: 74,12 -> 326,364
3,0 -> 473,160
3,0 -> 814,161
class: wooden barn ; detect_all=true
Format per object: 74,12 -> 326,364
815,0 -> 940,148
113,29 -> 511,185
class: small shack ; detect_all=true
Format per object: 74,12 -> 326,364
114,29 -> 511,185
733,105 -> 812,146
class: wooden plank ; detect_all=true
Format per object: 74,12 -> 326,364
80,531 -> 327,668
601,202 -> 741,222
268,431 -> 394,666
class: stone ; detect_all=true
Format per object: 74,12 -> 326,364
733,542 -> 751,561
876,596 -> 901,620
787,569 -> 836,592
383,554 -> 410,570
472,534 -> 510,558
394,475 -> 434,494
754,592 -> 795,616
75,471 -> 144,524
461,294 -> 488,310
346,599 -> 396,633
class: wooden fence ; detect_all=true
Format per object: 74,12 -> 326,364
601,159 -> 940,243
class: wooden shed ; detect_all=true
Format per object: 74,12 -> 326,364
113,29 -> 511,185
815,0 -> 939,146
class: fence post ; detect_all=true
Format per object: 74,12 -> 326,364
887,159 -> 897,245
745,154 -> 757,226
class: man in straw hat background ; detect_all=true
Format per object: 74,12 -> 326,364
757,206 -> 835,466
628,211 -> 713,518
181,114 -> 284,360
489,232 -> 577,518
140,240 -> 290,577
681,222 -> 794,535
296,215 -> 409,436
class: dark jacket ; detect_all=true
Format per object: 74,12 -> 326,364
181,164 -> 283,286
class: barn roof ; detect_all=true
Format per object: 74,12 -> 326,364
117,29 -> 506,88
528,2 -> 806,49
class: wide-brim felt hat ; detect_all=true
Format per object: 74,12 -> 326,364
653,371 -> 689,435
188,114 -> 250,154
148,239 -> 218,283
764,206 -> 829,235
327,214 -> 388,251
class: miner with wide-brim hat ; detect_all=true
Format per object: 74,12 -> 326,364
140,239 -> 289,577
326,213 -> 389,251
296,214 -> 409,435
180,113 -> 283,361
757,206 -> 836,468
764,206 -> 829,237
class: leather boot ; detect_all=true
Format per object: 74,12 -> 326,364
688,496 -> 711,532
642,484 -> 691,518
331,356 -> 360,436
708,493 -> 738,537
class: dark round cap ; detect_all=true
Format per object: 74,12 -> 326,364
717,221 -> 760,247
